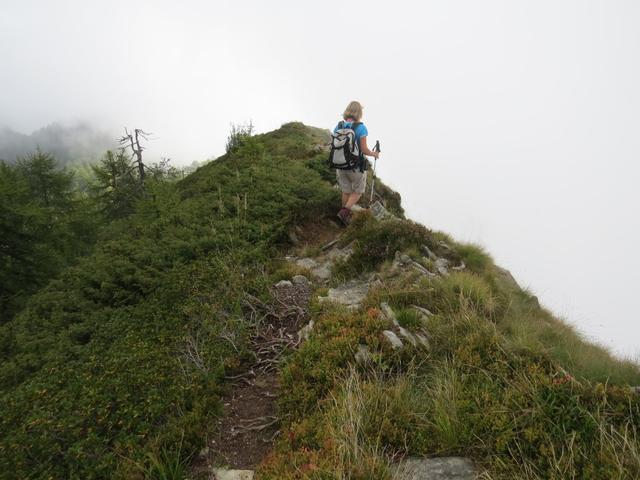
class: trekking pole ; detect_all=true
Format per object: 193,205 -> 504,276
369,140 -> 381,204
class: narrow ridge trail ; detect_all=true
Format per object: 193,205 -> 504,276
190,220 -> 342,480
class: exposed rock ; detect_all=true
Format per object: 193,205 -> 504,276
295,257 -> 332,281
630,386 -> 640,395
411,305 -> 434,317
370,200 -> 393,220
415,332 -> 430,347
380,302 -> 397,323
318,280 -> 370,308
291,274 -> 310,287
391,252 -> 437,278
451,261 -> 466,271
411,260 -> 437,277
274,280 -> 293,289
530,295 -> 541,309
354,344 -> 371,364
435,258 -> 449,276
326,245 -> 353,262
380,302 -> 423,347
312,264 -> 332,281
390,457 -> 475,480
295,258 -> 318,270
438,241 -> 453,252
298,319 -> 314,342
398,325 -> 417,346
494,265 -> 520,290
421,244 -> 438,260
213,468 -> 255,480
382,330 -> 403,349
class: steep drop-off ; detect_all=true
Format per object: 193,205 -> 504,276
1,123 -> 638,480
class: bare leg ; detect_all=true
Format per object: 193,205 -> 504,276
345,192 -> 362,210
341,193 -> 349,207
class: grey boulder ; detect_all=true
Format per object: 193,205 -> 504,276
391,457 -> 475,480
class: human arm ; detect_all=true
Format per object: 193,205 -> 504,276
359,136 -> 379,159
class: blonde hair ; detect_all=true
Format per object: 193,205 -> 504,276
343,101 -> 363,122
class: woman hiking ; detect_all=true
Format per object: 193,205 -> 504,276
334,101 -> 380,225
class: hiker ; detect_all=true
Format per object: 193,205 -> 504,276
331,101 -> 380,225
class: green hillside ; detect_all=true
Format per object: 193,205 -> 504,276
0,123 -> 638,479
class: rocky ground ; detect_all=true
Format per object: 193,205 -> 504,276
193,203 -> 478,479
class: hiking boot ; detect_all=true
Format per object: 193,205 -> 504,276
337,207 -> 352,226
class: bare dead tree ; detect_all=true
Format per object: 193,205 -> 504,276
119,128 -> 150,187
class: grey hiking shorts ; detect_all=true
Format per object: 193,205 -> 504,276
336,169 -> 366,194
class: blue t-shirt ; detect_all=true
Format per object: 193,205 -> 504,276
334,121 -> 368,144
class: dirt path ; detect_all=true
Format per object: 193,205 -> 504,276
190,275 -> 313,478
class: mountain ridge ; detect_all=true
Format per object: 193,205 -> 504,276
0,122 -> 638,479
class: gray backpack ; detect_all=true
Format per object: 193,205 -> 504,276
328,121 -> 363,171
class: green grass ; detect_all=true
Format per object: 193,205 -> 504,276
261,210 -> 640,480
395,308 -> 425,330
453,242 -> 493,274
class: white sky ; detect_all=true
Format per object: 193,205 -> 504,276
1,0 -> 639,360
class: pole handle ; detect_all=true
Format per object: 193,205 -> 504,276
374,140 -> 381,153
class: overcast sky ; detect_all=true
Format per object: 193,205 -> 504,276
1,0 -> 638,359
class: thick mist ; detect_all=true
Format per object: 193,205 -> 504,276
1,0 -> 638,359
0,122 -> 117,165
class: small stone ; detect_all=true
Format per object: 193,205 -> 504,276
400,254 -> 412,264
391,457 -> 475,480
415,332 -> 430,347
198,446 -> 209,457
212,468 -> 255,480
320,280 -> 370,308
326,246 -> 354,261
397,326 -> 417,346
421,244 -> 438,260
298,320 -> 315,342
411,305 -> 434,317
383,330 -> 403,349
495,266 -> 521,290
370,200 -> 393,220
274,280 -> 293,288
631,386 -> 640,395
354,344 -> 371,363
296,258 -> 318,270
311,264 -> 332,281
292,274 -> 310,287
380,302 -> 397,324
411,260 -> 436,277
438,241 -> 454,252
435,258 -> 449,276
451,261 -> 466,271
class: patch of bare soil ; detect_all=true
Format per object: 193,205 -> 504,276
190,280 -> 312,477
294,217 -> 343,248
